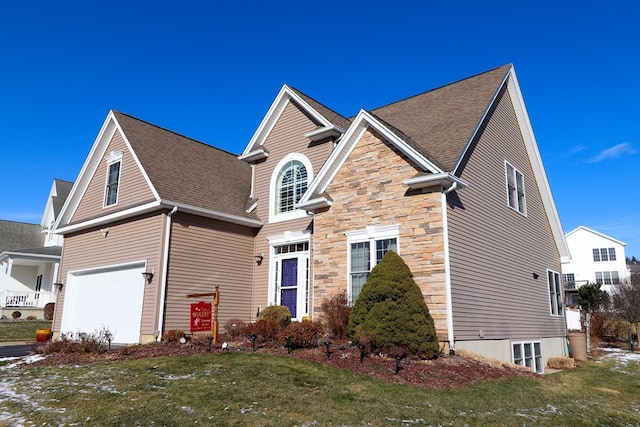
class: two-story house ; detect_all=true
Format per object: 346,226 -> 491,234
0,179 -> 72,318
52,64 -> 569,372
562,226 -> 629,329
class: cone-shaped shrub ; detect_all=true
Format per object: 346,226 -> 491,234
348,251 -> 439,359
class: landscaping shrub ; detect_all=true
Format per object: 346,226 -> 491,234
12,311 -> 21,319
43,303 -> 55,320
252,305 -> 292,341
41,328 -> 113,355
26,315 -> 37,320
280,320 -> 325,349
321,292 -> 351,339
162,329 -> 186,343
258,305 -> 292,329
244,319 -> 279,342
348,251 -> 439,359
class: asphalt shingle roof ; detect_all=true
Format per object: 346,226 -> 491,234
0,220 -> 43,252
370,64 -> 511,171
113,112 -> 257,222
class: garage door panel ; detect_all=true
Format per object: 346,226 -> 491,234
62,264 -> 145,343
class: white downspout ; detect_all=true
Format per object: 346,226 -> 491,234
156,206 -> 178,341
442,181 -> 457,353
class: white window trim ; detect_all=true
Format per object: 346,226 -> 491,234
548,269 -> 563,317
103,151 -> 123,208
512,340 -> 543,373
505,160 -> 527,216
269,153 -> 313,224
345,225 -> 400,303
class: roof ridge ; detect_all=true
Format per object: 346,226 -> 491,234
371,64 -> 512,112
112,111 -> 240,157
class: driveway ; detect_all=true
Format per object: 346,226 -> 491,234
0,343 -> 31,358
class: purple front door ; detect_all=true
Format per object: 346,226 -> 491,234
281,258 -> 298,318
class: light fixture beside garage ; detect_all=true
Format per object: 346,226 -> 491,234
54,282 -> 63,292
100,228 -> 109,237
142,270 -> 154,284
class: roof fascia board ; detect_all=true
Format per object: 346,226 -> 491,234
56,199 -> 263,235
452,67 -> 511,175
566,225 -> 627,246
506,69 -> 571,262
160,200 -> 263,228
0,252 -> 60,261
55,201 -> 164,235
55,111 -> 119,230
299,110 -> 444,205
240,85 -> 334,158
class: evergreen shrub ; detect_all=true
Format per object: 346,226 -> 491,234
348,251 -> 439,359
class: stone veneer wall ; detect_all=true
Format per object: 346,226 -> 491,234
312,129 -> 449,340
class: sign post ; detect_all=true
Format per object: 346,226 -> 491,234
186,285 -> 220,345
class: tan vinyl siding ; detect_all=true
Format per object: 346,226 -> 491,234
72,131 -> 156,223
251,101 -> 334,316
313,129 -> 448,339
447,87 -> 564,341
53,213 -> 164,337
163,212 -> 255,332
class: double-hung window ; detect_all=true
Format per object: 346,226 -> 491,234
596,271 -> 619,285
104,151 -> 123,207
505,161 -> 526,215
592,247 -> 616,262
346,225 -> 399,304
548,270 -> 562,316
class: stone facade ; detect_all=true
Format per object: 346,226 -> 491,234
312,129 -> 449,340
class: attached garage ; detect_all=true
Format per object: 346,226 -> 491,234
60,262 -> 146,343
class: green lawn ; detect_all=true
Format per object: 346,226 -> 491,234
0,320 -> 52,342
1,350 -> 639,426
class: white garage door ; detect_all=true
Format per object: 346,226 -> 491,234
61,263 -> 146,343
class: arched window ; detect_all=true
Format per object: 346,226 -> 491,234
276,160 -> 307,214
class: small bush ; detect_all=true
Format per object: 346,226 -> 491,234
11,311 -> 21,319
321,292 -> 351,339
244,319 -> 281,342
26,315 -> 37,320
258,306 -> 292,329
280,320 -> 326,349
43,303 -> 55,320
41,328 -> 113,355
254,306 -> 292,341
162,329 -> 186,343
224,318 -> 246,339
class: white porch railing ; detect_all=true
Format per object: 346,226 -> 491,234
1,290 -> 55,308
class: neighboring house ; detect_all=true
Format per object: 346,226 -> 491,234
0,179 -> 72,318
562,226 -> 629,329
53,64 -> 569,373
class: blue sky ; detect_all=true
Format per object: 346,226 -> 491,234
1,1 -> 638,257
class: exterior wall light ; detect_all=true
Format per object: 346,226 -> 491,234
142,271 -> 154,284
54,282 -> 64,292
254,253 -> 264,265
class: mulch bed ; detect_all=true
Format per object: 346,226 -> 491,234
24,337 -> 544,389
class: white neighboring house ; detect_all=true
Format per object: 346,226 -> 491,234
562,226 -> 630,329
0,179 -> 72,319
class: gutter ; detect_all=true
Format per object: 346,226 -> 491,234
156,206 -> 177,341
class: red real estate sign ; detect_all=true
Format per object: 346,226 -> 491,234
190,301 -> 212,333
